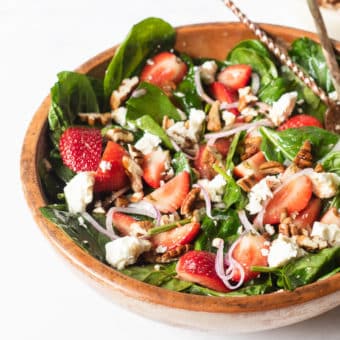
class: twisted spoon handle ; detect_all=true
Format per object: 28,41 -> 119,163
223,0 -> 330,105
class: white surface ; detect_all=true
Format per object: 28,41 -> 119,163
2,0 -> 340,339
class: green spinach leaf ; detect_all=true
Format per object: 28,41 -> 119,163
320,151 -> 340,176
172,151 -> 197,183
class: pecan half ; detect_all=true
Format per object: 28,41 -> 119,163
109,77 -> 139,110
296,235 -> 328,252
207,101 -> 222,132
180,187 -> 201,216
293,140 -> 313,169
144,244 -> 191,264
238,86 -> 258,112
105,127 -> 134,143
259,161 -> 285,176
78,112 -> 112,126
241,136 -> 262,161
237,173 -> 262,192
122,155 -> 143,194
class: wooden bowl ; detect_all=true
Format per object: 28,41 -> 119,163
20,22 -> 340,334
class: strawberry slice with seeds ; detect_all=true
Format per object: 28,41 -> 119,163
151,222 -> 200,250
210,81 -> 239,115
59,126 -> 102,172
277,114 -> 323,131
293,197 -> 321,231
142,149 -> 169,189
144,171 -> 190,213
217,64 -> 252,90
263,175 -> 313,225
176,250 -> 229,292
111,212 -> 138,236
320,207 -> 340,225
94,141 -> 129,192
233,151 -> 266,178
140,52 -> 187,90
231,233 -> 269,283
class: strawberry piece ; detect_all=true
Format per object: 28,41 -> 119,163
151,222 -> 200,250
263,175 -> 313,225
111,212 -> 137,236
209,82 -> 239,115
140,52 -> 187,90
142,149 -> 169,189
233,151 -> 266,178
231,233 -> 269,283
320,207 -> 340,225
144,171 -> 190,213
59,127 -> 102,172
294,197 -> 321,231
94,141 -> 129,192
213,137 -> 231,157
217,64 -> 252,90
176,250 -> 229,292
277,114 -> 323,131
194,145 -> 218,180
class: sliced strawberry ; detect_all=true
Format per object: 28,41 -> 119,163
94,141 -> 129,192
293,197 -> 321,231
233,151 -> 266,178
194,145 -> 218,180
209,82 -> 239,115
231,233 -> 269,283
142,149 -> 169,189
59,126 -> 102,172
140,52 -> 187,90
213,137 -> 231,157
277,114 -> 323,131
111,212 -> 137,236
217,64 -> 252,90
176,250 -> 229,293
144,171 -> 190,213
263,175 -> 313,225
320,207 -> 340,226
151,222 -> 200,250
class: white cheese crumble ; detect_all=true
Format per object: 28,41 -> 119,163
105,236 -> 151,270
134,132 -> 162,155
240,107 -> 258,119
264,224 -> 276,236
268,91 -> 298,126
198,174 -> 227,203
311,222 -> 340,246
238,86 -> 258,104
64,172 -> 95,214
222,110 -> 236,128
308,172 -> 340,198
111,107 -> 127,127
200,60 -> 218,84
246,176 -> 281,215
268,234 -> 305,268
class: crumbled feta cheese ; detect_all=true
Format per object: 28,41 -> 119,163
268,234 -> 305,267
308,172 -> 340,198
134,132 -> 162,155
111,107 -> 127,126
246,176 -> 281,215
200,61 -> 218,84
264,224 -> 276,236
222,110 -> 236,128
311,222 -> 340,246
329,91 -> 338,101
261,248 -> 269,257
156,245 -> 168,254
238,86 -> 258,104
198,174 -> 227,203
105,236 -> 151,270
64,172 -> 95,214
268,92 -> 298,126
188,108 -> 206,139
241,107 -> 258,119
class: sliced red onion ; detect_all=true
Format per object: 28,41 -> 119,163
111,186 -> 130,201
205,119 -> 273,146
194,183 -> 212,218
251,73 -> 260,95
194,67 -> 215,104
220,101 -> 239,110
170,139 -> 197,160
81,212 -> 119,240
256,102 -> 271,113
238,210 -> 258,234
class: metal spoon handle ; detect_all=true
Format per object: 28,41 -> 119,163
307,0 -> 340,99
223,0 -> 330,105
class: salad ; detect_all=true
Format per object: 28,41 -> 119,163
40,18 -> 340,297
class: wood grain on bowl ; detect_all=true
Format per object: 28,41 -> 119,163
20,23 -> 340,333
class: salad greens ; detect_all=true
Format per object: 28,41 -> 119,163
40,17 -> 340,298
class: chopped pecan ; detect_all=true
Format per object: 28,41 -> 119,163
122,155 -> 143,194
238,87 -> 258,112
78,112 -> 112,126
197,145 -> 221,180
114,196 -> 129,207
162,115 -> 174,130
207,101 -> 222,132
296,235 -> 328,252
105,127 -> 134,143
241,136 -> 262,160
314,163 -> 324,173
180,187 -> 201,216
109,77 -> 139,110
127,144 -> 144,167
259,161 -> 285,176
129,192 -> 144,203
129,220 -> 153,237
237,173 -> 263,192
293,140 -> 313,169
159,212 -> 180,225
279,212 -> 296,236
144,244 -> 191,263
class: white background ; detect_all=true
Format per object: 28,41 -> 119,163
2,0 -> 339,339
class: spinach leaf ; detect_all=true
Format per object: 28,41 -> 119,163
49,148 -> 75,183
161,278 -> 193,292
225,132 -> 242,171
318,267 -> 340,281
126,82 -> 181,124
228,40 -> 272,58
194,210 -> 240,252
40,205 -> 110,261
134,115 -> 173,150
48,71 -> 101,145
260,126 -> 339,162
258,77 -> 293,104
174,54 -> 203,114
320,151 -> 340,176
103,17 -> 175,99
289,37 -> 339,93
172,152 -> 197,183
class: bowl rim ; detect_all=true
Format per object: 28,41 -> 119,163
20,21 -> 340,314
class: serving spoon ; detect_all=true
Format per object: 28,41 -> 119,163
222,0 -> 340,133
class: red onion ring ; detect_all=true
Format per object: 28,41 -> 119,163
170,139 -> 197,160
220,101 -> 239,110
82,212 -> 119,240
194,67 -> 215,104
194,184 -> 212,218
238,210 -> 258,234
